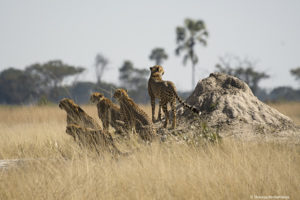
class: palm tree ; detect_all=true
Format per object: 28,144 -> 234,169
175,18 -> 208,89
149,47 -> 168,65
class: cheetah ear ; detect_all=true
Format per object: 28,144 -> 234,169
125,89 -> 128,93
149,67 -> 153,70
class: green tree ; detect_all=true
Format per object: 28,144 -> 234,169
25,60 -> 85,102
149,47 -> 168,65
119,60 -> 135,90
0,60 -> 85,104
94,53 -> 109,83
70,81 -> 95,104
0,68 -> 38,104
269,86 -> 300,101
119,60 -> 149,103
25,60 -> 84,88
215,56 -> 269,95
175,18 -> 208,89
93,81 -> 119,100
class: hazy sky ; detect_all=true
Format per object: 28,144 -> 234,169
0,0 -> 299,91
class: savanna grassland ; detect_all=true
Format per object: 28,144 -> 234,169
0,103 -> 299,200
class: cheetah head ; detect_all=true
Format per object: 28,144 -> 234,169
90,92 -> 104,103
150,65 -> 164,76
113,89 -> 128,100
59,98 -> 84,114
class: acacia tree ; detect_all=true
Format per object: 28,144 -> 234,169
25,60 -> 84,101
25,60 -> 84,89
175,18 -> 208,89
149,47 -> 168,65
94,53 -> 109,83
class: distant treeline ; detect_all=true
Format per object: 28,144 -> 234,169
0,57 -> 299,105
0,60 -> 149,105
0,18 -> 299,105
215,55 -> 300,102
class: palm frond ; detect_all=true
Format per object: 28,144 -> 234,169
197,37 -> 207,46
194,20 -> 205,31
176,27 -> 186,43
175,45 -> 185,55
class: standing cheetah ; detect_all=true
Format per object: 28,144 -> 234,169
148,65 -> 164,122
148,65 -> 201,129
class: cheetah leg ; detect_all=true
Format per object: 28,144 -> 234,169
120,109 -> 130,131
158,100 -> 162,121
103,108 -> 110,131
151,97 -> 156,123
171,101 -> 176,129
162,103 -> 169,128
115,120 -> 128,136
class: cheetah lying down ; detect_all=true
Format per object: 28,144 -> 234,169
66,124 -> 122,154
59,98 -> 116,149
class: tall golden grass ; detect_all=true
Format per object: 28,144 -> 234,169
0,103 -> 299,199
268,101 -> 300,125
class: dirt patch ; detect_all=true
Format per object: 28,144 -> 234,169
173,73 -> 299,141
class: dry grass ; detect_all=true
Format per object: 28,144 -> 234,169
0,103 -> 300,199
268,101 -> 300,125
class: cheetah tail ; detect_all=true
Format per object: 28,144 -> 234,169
174,92 -> 201,116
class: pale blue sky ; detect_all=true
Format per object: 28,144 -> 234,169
0,0 -> 299,91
